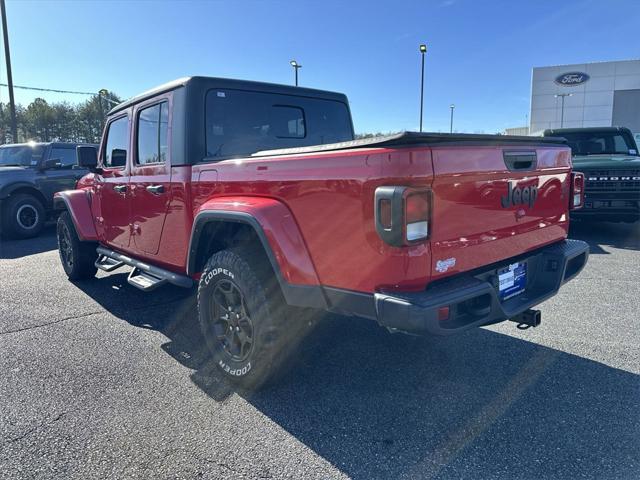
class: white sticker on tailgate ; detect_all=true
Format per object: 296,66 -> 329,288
499,270 -> 515,290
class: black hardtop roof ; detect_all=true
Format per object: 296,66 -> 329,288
544,126 -> 633,136
252,131 -> 568,157
108,76 -> 349,115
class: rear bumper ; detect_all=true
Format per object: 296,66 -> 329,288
374,239 -> 589,335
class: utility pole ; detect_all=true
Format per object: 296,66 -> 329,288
97,88 -> 108,131
419,44 -> 427,132
1,0 -> 17,142
555,93 -> 572,128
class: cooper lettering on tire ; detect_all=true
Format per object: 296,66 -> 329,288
197,247 -> 295,389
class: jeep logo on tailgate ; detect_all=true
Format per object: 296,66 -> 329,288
501,182 -> 538,208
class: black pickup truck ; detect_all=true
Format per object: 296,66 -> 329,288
543,127 -> 640,223
0,142 -> 94,238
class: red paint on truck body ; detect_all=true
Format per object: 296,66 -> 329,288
193,196 -> 321,286
73,142 -> 571,296
428,146 -> 571,280
191,147 -> 434,292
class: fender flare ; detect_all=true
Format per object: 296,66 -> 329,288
0,181 -> 48,206
187,197 -> 327,309
53,190 -> 98,241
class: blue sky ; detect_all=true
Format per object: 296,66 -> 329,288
2,0 -> 639,133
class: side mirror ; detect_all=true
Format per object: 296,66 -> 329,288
77,145 -> 101,173
41,158 -> 61,170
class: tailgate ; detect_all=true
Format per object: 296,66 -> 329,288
430,145 -> 572,280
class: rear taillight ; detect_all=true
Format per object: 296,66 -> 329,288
405,191 -> 430,241
375,186 -> 431,246
570,172 -> 584,209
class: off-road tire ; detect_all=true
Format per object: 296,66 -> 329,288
56,211 -> 98,280
197,248 -> 309,389
1,193 -> 45,239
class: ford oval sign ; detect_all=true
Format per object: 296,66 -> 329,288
555,72 -> 590,86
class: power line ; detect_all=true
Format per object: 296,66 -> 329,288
0,82 -> 96,96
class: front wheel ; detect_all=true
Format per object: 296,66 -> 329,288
57,211 -> 98,280
197,249 -> 302,389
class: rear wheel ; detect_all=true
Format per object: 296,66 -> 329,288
1,193 -> 45,239
56,211 -> 98,280
197,248 -> 308,389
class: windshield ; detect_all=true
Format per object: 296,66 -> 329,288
559,131 -> 638,156
0,145 -> 45,167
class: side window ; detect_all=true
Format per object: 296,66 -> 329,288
49,148 -> 77,169
137,102 -> 169,165
103,116 -> 129,168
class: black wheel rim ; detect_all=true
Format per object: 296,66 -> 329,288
210,279 -> 254,362
16,204 -> 38,229
58,222 -> 74,269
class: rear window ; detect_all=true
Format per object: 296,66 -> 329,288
205,89 -> 353,159
559,131 -> 638,156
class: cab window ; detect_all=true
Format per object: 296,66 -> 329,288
136,102 -> 169,165
103,116 -> 129,168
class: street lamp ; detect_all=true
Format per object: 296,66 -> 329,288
554,93 -> 573,128
290,60 -> 302,86
419,44 -> 427,132
449,104 -> 455,133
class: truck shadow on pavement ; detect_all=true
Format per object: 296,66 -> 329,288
0,224 -> 58,259
569,220 -> 640,254
75,272 -> 639,480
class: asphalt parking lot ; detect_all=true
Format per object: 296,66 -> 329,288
0,222 -> 638,480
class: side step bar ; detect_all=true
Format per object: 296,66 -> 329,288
96,246 -> 194,291
127,267 -> 167,292
95,255 -> 125,272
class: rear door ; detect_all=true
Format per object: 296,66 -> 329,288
429,145 -> 572,280
93,114 -> 131,249
129,98 -> 172,255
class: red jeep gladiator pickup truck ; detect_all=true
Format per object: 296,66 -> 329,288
54,76 -> 589,386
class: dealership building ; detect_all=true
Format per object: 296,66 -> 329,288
525,59 -> 640,135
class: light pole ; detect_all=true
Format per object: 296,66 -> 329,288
1,0 -> 17,142
290,60 -> 302,86
449,104 -> 455,133
555,93 -> 573,128
419,44 -> 427,132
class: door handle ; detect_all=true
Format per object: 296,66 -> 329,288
146,185 -> 165,195
113,185 -> 127,194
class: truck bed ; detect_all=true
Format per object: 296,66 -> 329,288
252,131 -> 568,157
